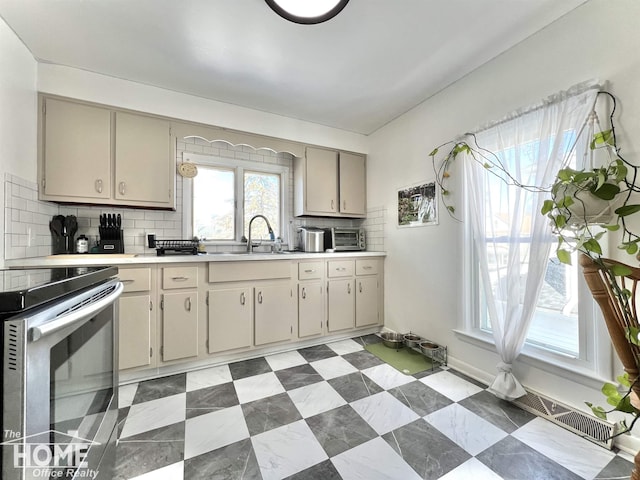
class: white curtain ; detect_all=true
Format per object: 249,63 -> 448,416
466,82 -> 600,400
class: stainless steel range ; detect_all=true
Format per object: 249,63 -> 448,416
0,267 -> 122,480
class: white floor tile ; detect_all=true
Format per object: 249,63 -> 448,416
252,420 -> 328,480
311,356 -> 358,380
425,403 -> 507,455
288,381 -> 347,418
129,461 -> 184,480
512,417 -> 615,479
361,363 -> 415,390
327,338 -> 365,355
234,372 -> 285,404
186,364 -> 232,392
120,393 -> 186,439
438,458 -> 503,480
350,391 -> 419,435
419,371 -> 483,402
184,405 -> 249,460
118,383 -> 139,408
331,436 -> 422,480
265,350 -> 308,371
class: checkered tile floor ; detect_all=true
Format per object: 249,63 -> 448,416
115,335 -> 634,480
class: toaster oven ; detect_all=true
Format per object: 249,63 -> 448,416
325,227 -> 366,251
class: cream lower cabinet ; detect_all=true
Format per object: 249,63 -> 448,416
254,283 -> 295,345
160,266 -> 199,363
207,287 -> 252,353
118,267 -> 156,371
327,278 -> 355,332
298,261 -> 324,338
355,259 -> 382,327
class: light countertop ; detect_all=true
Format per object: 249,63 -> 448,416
4,251 -> 386,268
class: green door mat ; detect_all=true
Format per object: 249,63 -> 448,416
365,343 -> 432,375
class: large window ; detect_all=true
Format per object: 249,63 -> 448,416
185,153 -> 288,244
465,129 -> 604,371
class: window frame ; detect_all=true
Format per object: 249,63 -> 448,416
459,134 -> 614,383
182,152 -> 289,245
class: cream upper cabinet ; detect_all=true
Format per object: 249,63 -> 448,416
339,152 -> 366,216
40,98 -> 112,200
38,96 -> 175,209
294,146 -> 366,218
115,112 -> 172,205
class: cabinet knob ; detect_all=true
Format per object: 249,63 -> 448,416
331,199 -> 335,210
172,276 -> 189,281
185,297 -> 192,311
301,287 -> 306,299
95,179 -> 103,193
119,181 -> 126,195
240,292 -> 246,305
258,291 -> 263,304
359,282 -> 363,293
347,283 -> 351,294
304,269 -> 315,273
343,200 -> 346,210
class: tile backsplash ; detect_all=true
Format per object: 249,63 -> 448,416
4,138 -> 385,259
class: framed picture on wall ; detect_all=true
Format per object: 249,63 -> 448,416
397,181 -> 438,227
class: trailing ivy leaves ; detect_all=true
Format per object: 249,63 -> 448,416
615,205 -> 640,217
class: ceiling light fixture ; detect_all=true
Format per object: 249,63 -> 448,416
265,0 -> 350,24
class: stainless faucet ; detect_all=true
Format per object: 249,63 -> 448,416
247,215 -> 275,253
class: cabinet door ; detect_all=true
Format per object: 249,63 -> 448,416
162,291 -> 198,362
255,283 -> 294,345
305,147 -> 338,214
119,294 -> 154,370
42,99 -> 111,199
339,152 -> 366,216
327,279 -> 355,332
299,282 -> 323,338
115,112 -> 172,205
208,288 -> 252,353
356,276 -> 379,327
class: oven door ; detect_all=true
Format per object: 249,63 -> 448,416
2,279 -> 123,480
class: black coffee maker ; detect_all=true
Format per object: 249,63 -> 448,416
49,215 -> 78,254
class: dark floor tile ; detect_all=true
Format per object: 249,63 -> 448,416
595,455 -> 634,479
328,371 -> 383,403
342,350 -> 384,370
117,407 -> 130,438
413,366 -> 444,379
132,373 -> 186,404
184,438 -> 262,480
459,390 -> 536,433
476,436 -> 583,480
305,404 -> 378,457
285,459 -> 341,479
229,357 -> 272,380
241,392 -> 303,436
114,422 -> 184,479
356,334 -> 383,346
275,364 -> 323,390
388,380 -> 453,416
298,344 -> 338,362
186,382 -> 239,419
383,418 -> 471,478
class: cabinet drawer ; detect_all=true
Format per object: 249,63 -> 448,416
162,266 -> 198,289
119,268 -> 151,293
327,260 -> 354,278
356,259 -> 379,276
298,262 -> 323,280
209,261 -> 291,283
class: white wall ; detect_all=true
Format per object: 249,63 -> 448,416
0,17 -> 38,268
368,0 -> 640,412
37,64 -> 368,154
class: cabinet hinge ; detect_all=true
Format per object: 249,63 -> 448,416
41,179 -> 46,189
160,297 -> 164,310
206,339 -> 209,349
206,293 -> 209,306
168,189 -> 171,199
42,102 -> 46,115
160,346 -> 164,357
150,347 -> 153,357
290,326 -> 293,334
149,300 -> 153,311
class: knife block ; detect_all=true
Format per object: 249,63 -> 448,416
99,230 -> 124,254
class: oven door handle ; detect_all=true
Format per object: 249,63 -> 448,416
30,281 -> 124,342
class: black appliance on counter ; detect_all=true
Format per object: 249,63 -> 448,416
49,215 -> 78,254
0,266 -> 122,480
98,213 -> 124,254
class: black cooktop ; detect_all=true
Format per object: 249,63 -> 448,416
0,266 -> 118,316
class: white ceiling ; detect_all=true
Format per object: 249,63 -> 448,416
0,0 -> 587,135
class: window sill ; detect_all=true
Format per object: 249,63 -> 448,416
453,329 -> 613,391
